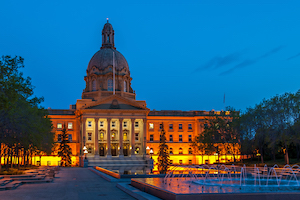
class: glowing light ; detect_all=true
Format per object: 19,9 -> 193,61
146,146 -> 150,150
83,146 -> 87,151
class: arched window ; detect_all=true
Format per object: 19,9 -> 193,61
92,80 -> 96,91
107,35 -> 110,43
123,132 -> 128,140
124,80 -> 127,92
179,147 -> 183,154
107,79 -> 113,91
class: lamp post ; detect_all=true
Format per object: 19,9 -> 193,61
146,146 -> 150,154
149,148 -> 154,159
83,146 -> 88,167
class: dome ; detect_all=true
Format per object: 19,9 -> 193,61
87,48 -> 129,72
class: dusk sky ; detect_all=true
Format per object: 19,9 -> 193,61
1,1 -> 300,112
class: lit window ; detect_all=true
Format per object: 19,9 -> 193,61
100,132 -> 104,140
149,123 -> 154,129
135,147 -> 140,154
179,135 -> 182,142
57,134 -> 61,142
111,132 -> 115,140
68,134 -> 72,142
68,122 -> 73,130
123,121 -> 127,128
169,135 -> 173,142
189,148 -> 192,154
179,147 -> 183,154
107,79 -> 113,91
92,80 -> 96,91
135,133 -> 139,141
189,160 -> 192,164
135,121 -> 139,127
100,121 -> 104,127
88,121 -> 92,128
88,133 -> 92,141
188,135 -> 192,142
179,160 -> 183,164
188,124 -> 192,130
150,134 -> 153,142
178,124 -> 182,130
169,148 -> 173,154
123,132 -> 127,140
169,124 -> 173,130
112,121 -> 116,127
57,123 -> 62,129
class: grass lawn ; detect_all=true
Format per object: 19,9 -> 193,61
0,166 -> 39,175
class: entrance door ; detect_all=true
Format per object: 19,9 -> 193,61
123,147 -> 128,156
112,146 -> 117,156
99,147 -> 105,156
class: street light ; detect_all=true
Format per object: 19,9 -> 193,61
149,148 -> 154,158
83,146 -> 88,159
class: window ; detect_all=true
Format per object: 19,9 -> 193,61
68,134 -> 72,142
124,81 -> 127,92
169,124 -> 173,130
88,147 -> 92,154
188,135 -> 192,142
123,121 -> 127,128
68,122 -> 73,130
107,79 -> 113,91
107,35 -> 110,43
179,135 -> 182,142
88,121 -> 92,128
135,147 -> 140,154
179,148 -> 183,154
179,160 -> 183,164
189,160 -> 192,164
123,132 -> 128,140
150,134 -> 154,142
188,124 -> 192,130
92,80 -> 96,91
88,133 -> 92,141
135,121 -> 139,127
169,148 -> 173,154
170,160 -> 173,164
159,124 -> 163,129
149,123 -> 154,129
178,124 -> 182,130
57,123 -> 62,129
169,135 -> 173,142
111,132 -> 115,140
57,134 -> 61,142
112,121 -> 116,127
100,132 -> 104,140
189,148 -> 192,154
100,121 -> 104,127
135,133 -> 139,141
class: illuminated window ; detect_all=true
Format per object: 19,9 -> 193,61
135,147 -> 140,154
189,148 -> 192,154
188,124 -> 192,130
123,121 -> 127,128
57,134 -> 61,142
169,148 -> 173,154
57,123 -> 62,129
179,160 -> 183,164
111,132 -> 115,140
112,121 -> 116,127
100,121 -> 104,127
124,81 -> 127,92
135,133 -> 139,141
135,121 -> 139,127
92,80 -> 96,91
68,134 -> 72,142
100,132 -> 104,140
169,135 -> 173,142
149,123 -> 154,129
179,124 -> 182,130
123,132 -> 127,140
150,134 -> 153,142
68,122 -> 73,130
189,160 -> 192,164
169,124 -> 173,130
179,135 -> 182,142
188,135 -> 192,142
88,121 -> 92,128
88,133 -> 92,141
107,79 -> 113,91
179,148 -> 183,154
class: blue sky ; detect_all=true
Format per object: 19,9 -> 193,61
1,1 -> 300,112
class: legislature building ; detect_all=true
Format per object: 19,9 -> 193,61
46,21 -> 239,171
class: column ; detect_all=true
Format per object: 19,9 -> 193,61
119,118 -> 124,157
82,117 -> 87,155
94,118 -> 99,157
107,118 -> 111,157
131,118 -> 136,156
143,118 -> 147,156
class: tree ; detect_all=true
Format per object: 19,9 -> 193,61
58,124 -> 72,167
157,123 -> 170,174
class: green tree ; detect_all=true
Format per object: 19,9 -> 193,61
58,125 -> 72,167
157,123 -> 170,174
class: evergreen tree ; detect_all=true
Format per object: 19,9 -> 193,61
58,124 -> 72,167
157,123 -> 170,174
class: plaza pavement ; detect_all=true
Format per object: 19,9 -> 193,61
0,167 -> 136,200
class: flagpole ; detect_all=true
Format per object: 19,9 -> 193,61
223,93 -> 226,111
113,51 -> 115,95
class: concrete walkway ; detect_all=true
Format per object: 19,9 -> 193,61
0,168 -> 135,200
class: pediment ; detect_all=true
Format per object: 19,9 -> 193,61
82,95 -> 148,111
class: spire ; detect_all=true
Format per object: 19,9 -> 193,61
101,19 -> 115,49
